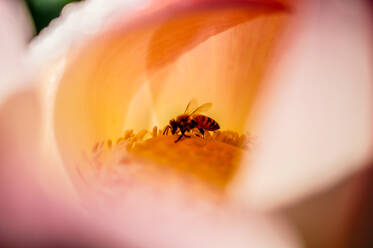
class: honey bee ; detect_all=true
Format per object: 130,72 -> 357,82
163,100 -> 220,143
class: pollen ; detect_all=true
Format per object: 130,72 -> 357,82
84,127 -> 250,196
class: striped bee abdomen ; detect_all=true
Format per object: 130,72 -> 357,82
193,115 -> 220,131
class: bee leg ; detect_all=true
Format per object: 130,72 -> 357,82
175,134 -> 184,143
193,129 -> 201,137
175,129 -> 190,143
199,128 -> 205,138
163,126 -> 170,135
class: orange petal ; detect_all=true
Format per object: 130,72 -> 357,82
146,1 -> 289,71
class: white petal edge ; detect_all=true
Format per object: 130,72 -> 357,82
27,0 -> 151,72
0,0 -> 33,104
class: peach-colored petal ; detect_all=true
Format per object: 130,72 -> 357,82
148,6 -> 289,133
234,0 -> 373,210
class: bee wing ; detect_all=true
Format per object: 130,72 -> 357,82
190,102 -> 212,115
184,98 -> 198,114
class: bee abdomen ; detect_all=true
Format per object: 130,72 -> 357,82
194,115 -> 220,131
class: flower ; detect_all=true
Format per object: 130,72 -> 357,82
35,0 -> 294,204
0,0 -> 372,247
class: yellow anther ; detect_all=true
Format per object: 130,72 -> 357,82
152,126 -> 158,138
88,127 -> 249,192
124,129 -> 134,139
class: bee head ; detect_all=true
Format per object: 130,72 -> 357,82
170,120 -> 178,134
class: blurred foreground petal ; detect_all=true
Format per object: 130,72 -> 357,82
236,0 -> 373,209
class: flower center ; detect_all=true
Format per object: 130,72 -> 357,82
83,127 -> 250,197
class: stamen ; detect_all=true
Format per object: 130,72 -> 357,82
83,127 -> 250,195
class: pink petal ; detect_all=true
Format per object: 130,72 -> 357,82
235,0 -> 373,210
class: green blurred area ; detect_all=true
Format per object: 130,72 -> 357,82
24,0 -> 83,34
